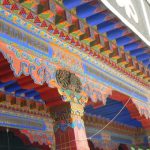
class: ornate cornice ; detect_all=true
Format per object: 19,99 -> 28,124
1,0 -> 149,84
84,114 -> 145,136
0,33 -> 111,104
5,0 -> 150,81
0,5 -> 149,90
0,92 -> 50,118
0,4 -> 149,105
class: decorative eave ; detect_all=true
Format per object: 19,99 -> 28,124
0,92 -> 50,117
132,98 -> 150,119
0,5 -> 149,105
1,0 -> 150,85
84,114 -> 145,136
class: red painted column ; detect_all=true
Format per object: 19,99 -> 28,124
51,102 -> 90,150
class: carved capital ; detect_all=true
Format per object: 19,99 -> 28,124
56,69 -> 88,106
58,88 -> 88,106
51,69 -> 88,131
50,102 -> 86,132
51,102 -> 85,121
56,69 -> 82,93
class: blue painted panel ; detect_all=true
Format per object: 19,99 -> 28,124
63,0 -> 83,10
142,59 -> 150,66
85,98 -> 142,127
34,95 -> 42,100
98,21 -> 117,33
137,54 -> 150,61
107,29 -> 125,40
0,80 -> 43,103
15,89 -> 27,96
130,48 -> 146,57
124,42 -> 141,51
116,36 -> 133,46
25,90 -> 39,98
77,3 -> 98,18
5,83 -> 21,92
0,112 -> 46,131
86,13 -> 107,26
0,81 -> 15,88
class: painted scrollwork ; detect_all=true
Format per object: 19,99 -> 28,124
56,69 -> 82,93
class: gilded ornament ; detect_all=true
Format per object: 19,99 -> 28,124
56,69 -> 82,93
